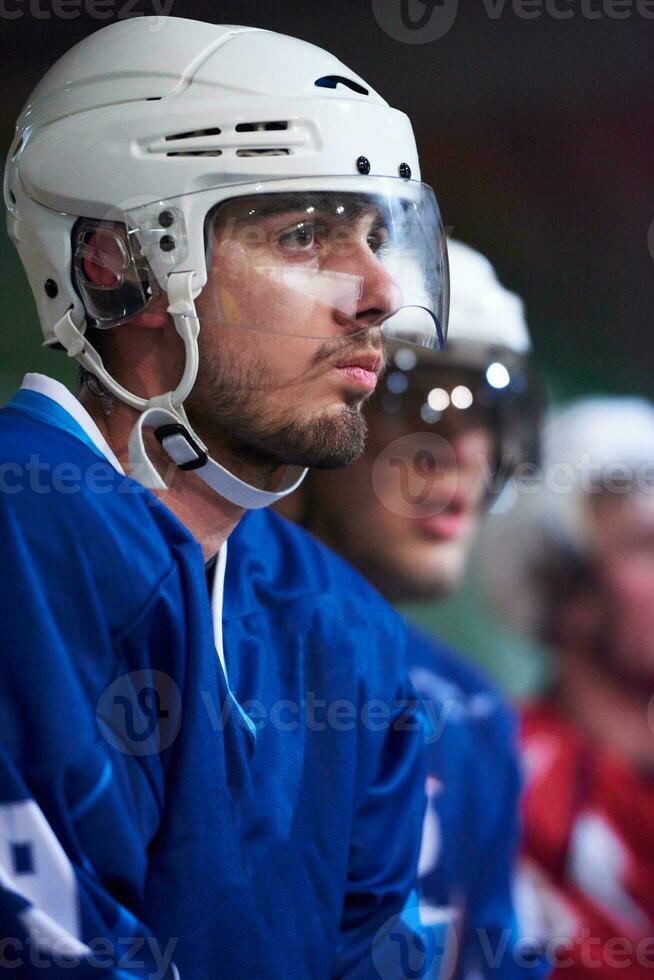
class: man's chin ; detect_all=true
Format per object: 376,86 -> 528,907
247,404 -> 368,471
396,574 -> 460,603
391,552 -> 467,601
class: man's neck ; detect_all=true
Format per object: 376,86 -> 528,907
558,651 -> 654,771
79,389 -> 245,561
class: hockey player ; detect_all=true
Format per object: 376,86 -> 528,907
481,398 -> 654,979
278,239 -> 544,977
0,17 -> 450,979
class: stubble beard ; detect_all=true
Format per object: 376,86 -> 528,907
184,343 -> 370,472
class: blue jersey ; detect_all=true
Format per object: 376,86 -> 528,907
409,627 -> 546,979
0,377 -> 429,979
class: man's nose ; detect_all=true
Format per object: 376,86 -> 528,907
432,421 -> 484,467
448,430 -> 493,487
332,241 -> 403,327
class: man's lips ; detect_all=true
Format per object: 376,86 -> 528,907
332,353 -> 383,391
414,497 -> 474,542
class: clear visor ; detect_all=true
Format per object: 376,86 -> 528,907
127,177 -> 449,352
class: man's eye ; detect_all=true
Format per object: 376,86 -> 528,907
278,222 -> 315,252
367,229 -> 390,254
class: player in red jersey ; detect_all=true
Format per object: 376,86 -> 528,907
482,397 -> 654,978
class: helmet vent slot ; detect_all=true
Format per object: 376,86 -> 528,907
235,121 -> 288,132
236,148 -> 290,157
167,150 -> 223,157
165,127 -> 222,141
315,76 -> 369,96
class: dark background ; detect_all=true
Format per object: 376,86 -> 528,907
0,0 -> 652,688
1,0 -> 653,401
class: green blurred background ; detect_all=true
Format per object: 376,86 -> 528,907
2,0 -> 653,695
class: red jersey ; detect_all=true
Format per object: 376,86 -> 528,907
519,700 -> 654,978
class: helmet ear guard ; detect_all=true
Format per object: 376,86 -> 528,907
71,218 -> 159,330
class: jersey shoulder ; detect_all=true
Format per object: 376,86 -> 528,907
408,624 -> 513,716
519,699 -> 587,793
407,623 -> 519,785
0,404 -> 199,632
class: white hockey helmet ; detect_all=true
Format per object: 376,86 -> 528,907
478,396 -> 654,639
5,17 -> 448,506
446,238 -> 530,359
378,238 -> 540,489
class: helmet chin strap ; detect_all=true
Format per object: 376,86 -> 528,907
53,271 -> 308,509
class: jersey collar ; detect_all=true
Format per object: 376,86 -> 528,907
18,373 -> 125,474
12,374 -> 237,681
